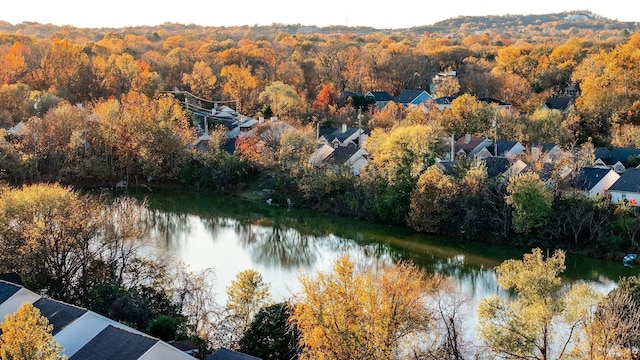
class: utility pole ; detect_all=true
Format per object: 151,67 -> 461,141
493,116 -> 498,156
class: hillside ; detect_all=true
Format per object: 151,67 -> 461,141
0,10 -> 638,41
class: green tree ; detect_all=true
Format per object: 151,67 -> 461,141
0,302 -> 66,360
259,81 -> 303,118
290,254 -> 444,360
477,248 -> 599,360
505,172 -> 553,234
238,302 -> 300,360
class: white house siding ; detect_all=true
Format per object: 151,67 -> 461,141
610,191 -> 640,206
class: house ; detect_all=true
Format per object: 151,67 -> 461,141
308,144 -> 335,166
206,347 -> 262,360
592,147 -> 640,173
482,157 -> 527,179
609,168 -> 640,206
394,89 -> 434,107
323,146 -> 368,175
455,134 -> 493,159
530,143 -> 562,162
0,279 -> 194,360
435,160 -> 461,176
487,140 -> 526,158
318,124 -> 366,148
364,91 -> 393,110
433,96 -> 457,110
572,167 -> 621,198
478,97 -> 512,113
610,147 -> 640,170
430,70 -> 457,94
541,95 -> 573,113
594,146 -> 613,167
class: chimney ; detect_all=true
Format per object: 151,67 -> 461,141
342,123 -> 347,133
465,133 -> 471,144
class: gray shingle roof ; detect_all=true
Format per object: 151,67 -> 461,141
609,168 -> 640,193
394,89 -> 425,104
365,91 -> 393,101
326,147 -> 358,164
69,325 -> 158,360
33,297 -> 88,335
573,167 -> 613,191
610,147 -> 640,165
544,96 -> 572,111
483,157 -> 510,178
0,280 -> 20,304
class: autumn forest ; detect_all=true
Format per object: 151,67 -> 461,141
2,11 -> 640,359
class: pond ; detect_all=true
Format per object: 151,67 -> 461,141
137,189 -> 638,338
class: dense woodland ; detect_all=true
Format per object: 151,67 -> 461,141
2,12 -> 640,358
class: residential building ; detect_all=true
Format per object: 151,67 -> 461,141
0,279 -> 194,360
394,89 -> 434,107
455,134 -> 493,159
572,167 -> 621,198
364,91 -> 393,110
609,168 -> 640,206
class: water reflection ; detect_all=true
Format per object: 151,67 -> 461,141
137,191 -> 638,311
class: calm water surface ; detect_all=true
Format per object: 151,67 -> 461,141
138,190 -> 639,332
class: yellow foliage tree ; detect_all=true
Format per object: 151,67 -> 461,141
290,254 -> 444,360
0,302 -> 66,360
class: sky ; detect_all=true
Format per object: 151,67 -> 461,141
2,0 -> 639,30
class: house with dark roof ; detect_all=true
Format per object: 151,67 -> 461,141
594,146 -> 613,167
610,147 -> 640,170
541,95 -> 573,113
318,124 -> 366,148
206,347 -> 262,360
394,89 -> 434,107
593,147 -> 640,173
324,146 -> 368,175
478,97 -> 512,112
485,140 -> 526,158
455,134 -> 493,159
0,280 -> 194,359
572,167 -> 620,198
482,157 -> 527,179
530,143 -> 562,162
609,168 -> 640,206
435,160 -> 461,176
433,96 -> 456,110
364,91 -> 393,110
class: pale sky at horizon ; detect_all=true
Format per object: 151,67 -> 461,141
2,1 -> 639,30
